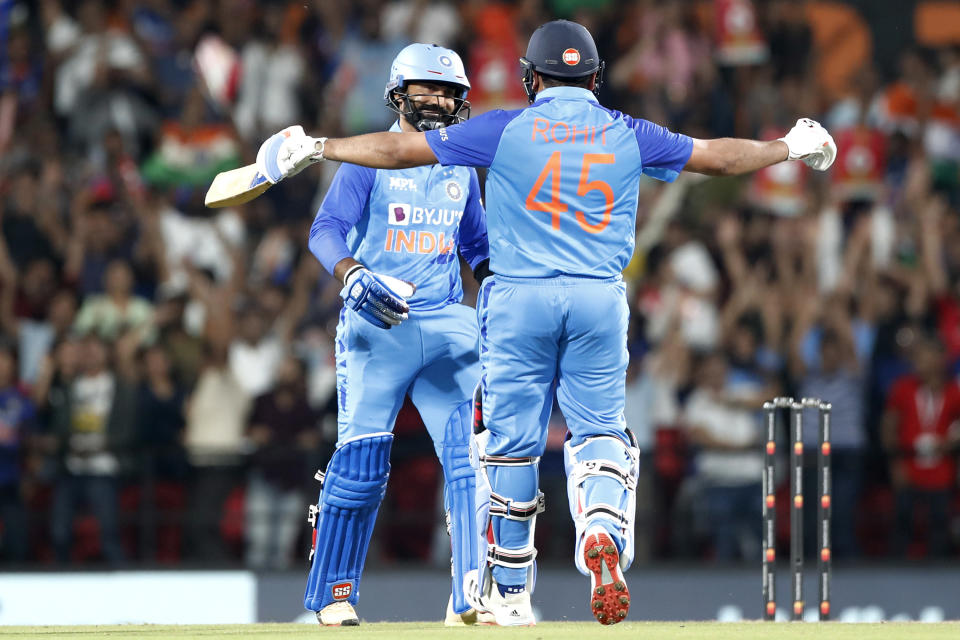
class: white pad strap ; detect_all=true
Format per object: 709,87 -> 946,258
479,454 -> 540,466
471,427 -> 542,593
582,503 -> 630,527
569,459 -> 637,490
489,491 -> 545,521
487,542 -> 537,568
565,431 -> 640,572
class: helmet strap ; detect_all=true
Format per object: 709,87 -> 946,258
520,58 -> 537,104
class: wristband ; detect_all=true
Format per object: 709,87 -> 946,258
343,264 -> 364,286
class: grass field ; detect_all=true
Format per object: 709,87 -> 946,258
2,622 -> 959,639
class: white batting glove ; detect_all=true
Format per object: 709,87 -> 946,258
256,125 -> 327,184
779,118 -> 837,171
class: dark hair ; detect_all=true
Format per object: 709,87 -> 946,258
538,72 -> 593,89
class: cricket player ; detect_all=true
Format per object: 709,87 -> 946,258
258,21 -> 837,626
259,44 -> 491,627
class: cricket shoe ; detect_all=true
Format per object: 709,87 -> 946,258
316,601 -> 359,626
463,569 -> 535,626
443,594 -> 497,626
583,526 -> 630,625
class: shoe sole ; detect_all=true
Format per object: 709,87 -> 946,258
317,613 -> 360,627
584,531 -> 629,625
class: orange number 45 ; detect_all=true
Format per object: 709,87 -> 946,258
524,152 -> 615,234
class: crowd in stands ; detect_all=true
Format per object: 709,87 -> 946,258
0,0 -> 958,569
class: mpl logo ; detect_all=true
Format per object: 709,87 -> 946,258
388,203 -> 410,225
331,582 -> 353,600
388,176 -> 417,191
562,48 -> 580,65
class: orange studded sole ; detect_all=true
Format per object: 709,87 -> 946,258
584,531 -> 629,626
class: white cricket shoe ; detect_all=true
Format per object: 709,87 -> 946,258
444,594 -> 498,626
316,601 -> 360,626
582,525 -> 630,625
463,569 -> 535,626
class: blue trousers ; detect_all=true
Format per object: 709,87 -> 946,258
336,302 -> 479,454
478,275 -> 630,584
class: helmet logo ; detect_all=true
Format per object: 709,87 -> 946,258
438,55 -> 453,67
562,48 -> 580,65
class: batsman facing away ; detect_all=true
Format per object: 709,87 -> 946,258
257,20 -> 837,628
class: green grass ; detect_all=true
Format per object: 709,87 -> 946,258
1,622 -> 959,640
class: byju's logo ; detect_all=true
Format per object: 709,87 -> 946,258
388,203 -> 410,225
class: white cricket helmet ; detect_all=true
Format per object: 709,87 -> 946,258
384,43 -> 471,130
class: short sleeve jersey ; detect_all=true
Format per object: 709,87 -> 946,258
425,86 -> 693,278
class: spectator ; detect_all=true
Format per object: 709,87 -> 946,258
45,0 -> 157,157
245,355 -> 321,569
1,164 -> 60,270
229,255 -> 316,398
882,335 -> 960,557
231,3 -> 308,142
325,2 -> 409,134
73,259 -> 153,341
136,343 -> 187,563
0,342 -> 34,562
183,341 -> 251,563
48,333 -> 138,565
790,302 -> 868,559
682,351 -> 765,561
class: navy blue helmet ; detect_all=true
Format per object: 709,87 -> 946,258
519,20 -> 605,103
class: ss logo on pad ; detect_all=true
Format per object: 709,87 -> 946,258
332,582 -> 353,600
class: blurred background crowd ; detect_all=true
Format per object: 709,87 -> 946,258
0,0 -> 958,570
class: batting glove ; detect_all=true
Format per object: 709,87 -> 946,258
341,265 -> 416,329
779,118 -> 837,171
256,125 -> 327,184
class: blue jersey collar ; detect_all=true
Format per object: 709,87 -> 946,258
389,120 -> 403,132
534,86 -> 598,103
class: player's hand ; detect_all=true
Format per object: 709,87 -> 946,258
340,266 -> 416,329
256,125 -> 327,184
779,118 -> 837,171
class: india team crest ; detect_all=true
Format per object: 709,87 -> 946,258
445,180 -> 463,202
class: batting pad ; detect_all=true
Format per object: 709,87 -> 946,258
442,400 -> 478,614
304,432 -> 393,611
564,430 -> 640,574
471,426 -> 544,593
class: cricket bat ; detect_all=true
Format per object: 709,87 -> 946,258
204,164 -> 272,208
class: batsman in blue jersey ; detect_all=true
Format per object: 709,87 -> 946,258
257,44 -> 491,627
259,21 -> 837,627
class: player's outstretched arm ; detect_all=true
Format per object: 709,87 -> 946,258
324,132 -> 439,169
686,118 -> 836,176
686,138 -> 789,176
257,127 -> 439,183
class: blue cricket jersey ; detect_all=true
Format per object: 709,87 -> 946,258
424,86 -> 693,278
310,123 -> 488,310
